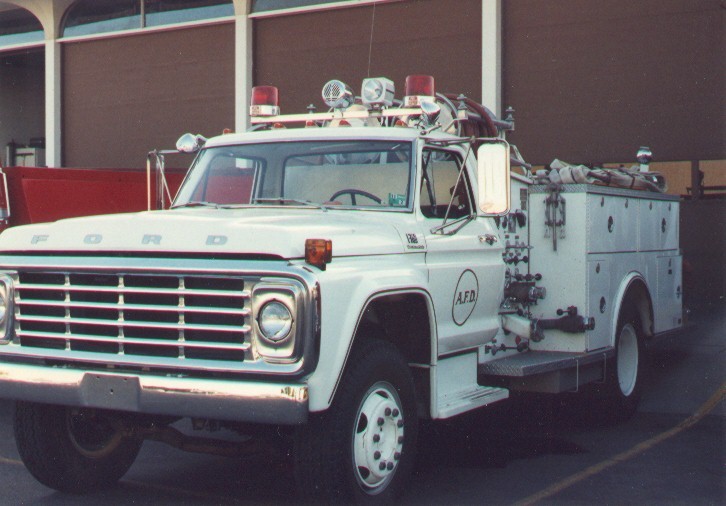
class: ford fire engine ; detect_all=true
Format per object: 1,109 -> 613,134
0,75 -> 682,502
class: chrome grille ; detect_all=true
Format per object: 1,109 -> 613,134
13,271 -> 254,369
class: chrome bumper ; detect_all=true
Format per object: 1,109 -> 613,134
0,362 -> 308,424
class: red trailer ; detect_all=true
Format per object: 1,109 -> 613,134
0,165 -> 185,233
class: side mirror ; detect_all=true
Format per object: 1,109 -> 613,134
477,140 -> 510,215
419,100 -> 441,126
176,133 -> 207,154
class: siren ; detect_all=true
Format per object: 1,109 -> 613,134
322,80 -> 354,109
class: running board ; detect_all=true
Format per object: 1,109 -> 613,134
477,349 -> 614,394
436,385 -> 509,420
431,352 -> 509,419
478,349 -> 614,377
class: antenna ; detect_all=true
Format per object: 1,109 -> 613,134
367,2 -> 377,77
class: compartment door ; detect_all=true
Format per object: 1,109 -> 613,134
655,255 -> 683,333
587,258 -> 612,350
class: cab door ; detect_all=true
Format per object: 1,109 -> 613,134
418,146 -> 505,357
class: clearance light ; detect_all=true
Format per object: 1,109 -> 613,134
403,75 -> 435,107
305,239 -> 332,270
250,85 -> 280,117
361,77 -> 395,107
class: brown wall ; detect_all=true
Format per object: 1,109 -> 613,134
63,23 -> 235,168
680,199 -> 726,309
253,0 -> 482,114
0,49 -> 44,166
503,0 -> 724,165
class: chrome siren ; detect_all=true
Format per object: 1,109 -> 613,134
322,80 -> 354,109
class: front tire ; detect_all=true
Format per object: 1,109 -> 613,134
294,339 -> 418,503
14,402 -> 142,493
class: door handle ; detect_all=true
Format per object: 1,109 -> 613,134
479,234 -> 498,245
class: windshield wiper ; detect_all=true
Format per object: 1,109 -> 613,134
253,198 -> 327,210
170,201 -> 219,209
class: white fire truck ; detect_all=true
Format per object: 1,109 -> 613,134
0,75 -> 682,502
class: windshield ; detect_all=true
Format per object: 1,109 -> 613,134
173,140 -> 414,210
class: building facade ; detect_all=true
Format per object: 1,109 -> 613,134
0,0 -> 723,193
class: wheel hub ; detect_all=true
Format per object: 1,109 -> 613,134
67,409 -> 125,458
617,323 -> 639,397
353,382 -> 404,492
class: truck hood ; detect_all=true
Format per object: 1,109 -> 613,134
0,208 -> 414,259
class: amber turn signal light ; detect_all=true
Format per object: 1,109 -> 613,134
305,239 -> 332,270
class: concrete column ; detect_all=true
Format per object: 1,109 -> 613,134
234,0 -> 253,132
11,0 -> 75,167
481,0 -> 502,116
44,39 -> 61,167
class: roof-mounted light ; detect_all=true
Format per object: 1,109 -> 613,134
361,77 -> 395,107
322,80 -> 354,109
403,75 -> 435,107
250,86 -> 280,117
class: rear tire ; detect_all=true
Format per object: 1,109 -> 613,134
294,339 -> 418,504
14,402 -> 142,493
598,306 -> 644,423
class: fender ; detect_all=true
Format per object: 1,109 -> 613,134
610,271 -> 654,347
304,251 -> 432,412
318,286 -> 437,411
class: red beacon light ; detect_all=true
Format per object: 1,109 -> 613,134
250,86 -> 280,117
403,75 -> 435,108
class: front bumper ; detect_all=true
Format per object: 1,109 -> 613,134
0,362 -> 308,424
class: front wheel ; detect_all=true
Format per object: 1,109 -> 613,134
294,339 -> 418,503
14,402 -> 142,493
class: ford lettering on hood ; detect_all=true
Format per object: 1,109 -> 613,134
0,207 -> 414,258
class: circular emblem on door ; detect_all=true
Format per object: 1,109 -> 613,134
452,269 -> 479,326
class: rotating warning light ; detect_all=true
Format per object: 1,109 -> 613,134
361,77 -> 395,107
403,75 -> 435,107
250,86 -> 280,117
322,80 -> 354,109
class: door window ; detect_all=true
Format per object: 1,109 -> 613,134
420,149 -> 472,219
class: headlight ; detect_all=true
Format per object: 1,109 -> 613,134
0,274 -> 14,342
258,300 -> 293,343
252,281 -> 304,362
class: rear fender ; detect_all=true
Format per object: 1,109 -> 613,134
611,272 -> 654,346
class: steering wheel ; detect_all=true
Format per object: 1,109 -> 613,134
329,188 -> 383,205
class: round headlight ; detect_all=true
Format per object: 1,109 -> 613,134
258,301 -> 293,343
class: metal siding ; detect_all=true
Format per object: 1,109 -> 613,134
62,23 -> 235,168
253,0 -> 482,114
503,0 -> 724,164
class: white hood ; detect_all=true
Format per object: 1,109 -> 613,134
0,208 -> 413,259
